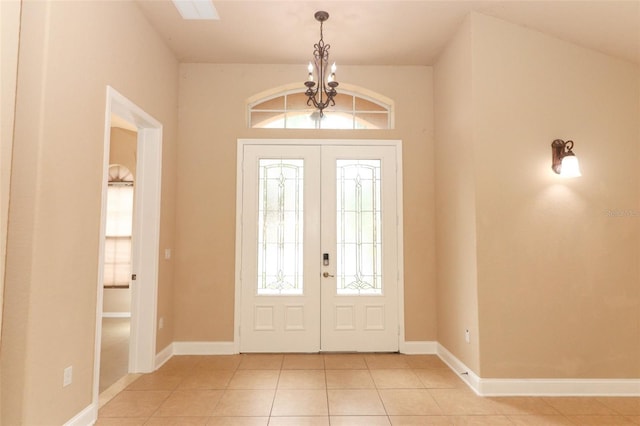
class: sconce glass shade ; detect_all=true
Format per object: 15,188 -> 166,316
551,139 -> 581,178
560,154 -> 581,178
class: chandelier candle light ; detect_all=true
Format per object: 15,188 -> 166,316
305,11 -> 339,117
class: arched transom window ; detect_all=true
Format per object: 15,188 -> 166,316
249,86 -> 393,130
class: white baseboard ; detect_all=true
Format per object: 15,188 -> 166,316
63,403 -> 96,426
436,343 -> 482,393
155,343 -> 174,369
172,341 -> 237,355
102,312 -> 131,318
436,343 -> 640,397
400,340 -> 438,354
478,378 -> 640,397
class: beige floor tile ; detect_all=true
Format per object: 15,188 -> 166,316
629,415 -> 640,424
271,389 -> 328,416
228,370 -> 280,389
404,355 -> 449,370
206,417 -> 269,426
277,369 -> 326,389
212,389 -> 275,416
450,415 -> 513,425
282,354 -> 325,369
153,389 -> 223,417
428,389 -> 502,415
379,389 -> 442,416
98,390 -> 171,418
267,417 -> 330,425
178,370 -> 235,390
365,354 -> 411,369
326,370 -> 375,389
237,354 -> 284,370
196,355 -> 242,371
213,389 -> 275,417
389,416 -> 453,425
565,415 -> 637,425
371,369 -> 424,389
330,415 -> 392,425
125,372 -> 183,391
542,397 -> 618,415
324,354 -> 368,369
328,389 -> 387,415
507,415 -> 577,425
144,417 -> 210,425
487,397 -> 560,415
94,419 -> 147,426
596,397 -> 640,415
157,356 -> 201,375
413,369 -> 465,389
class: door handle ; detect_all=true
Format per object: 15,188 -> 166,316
322,272 -> 335,278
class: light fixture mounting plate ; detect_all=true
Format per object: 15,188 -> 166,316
314,11 -> 329,22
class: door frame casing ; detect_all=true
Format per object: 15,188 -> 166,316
92,86 -> 163,411
234,139 -> 405,353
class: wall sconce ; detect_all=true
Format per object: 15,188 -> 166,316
551,139 -> 581,178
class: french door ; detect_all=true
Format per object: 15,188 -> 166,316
238,141 -> 401,352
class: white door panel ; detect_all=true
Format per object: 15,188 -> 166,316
240,145 -> 321,352
320,145 -> 398,352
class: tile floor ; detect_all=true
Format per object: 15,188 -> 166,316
97,353 -> 640,425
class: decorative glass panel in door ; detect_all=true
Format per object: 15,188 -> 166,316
257,159 -> 304,295
336,160 -> 382,295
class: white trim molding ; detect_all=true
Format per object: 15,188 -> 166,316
63,403 -> 95,426
102,312 -> 132,318
437,343 -> 640,397
477,378 -> 640,397
437,343 -> 482,393
155,343 -> 174,369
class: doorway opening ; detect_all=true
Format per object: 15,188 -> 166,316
99,156 -> 136,392
93,86 -> 163,412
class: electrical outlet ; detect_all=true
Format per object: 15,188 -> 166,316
159,317 -> 164,329
63,366 -> 73,387
465,329 -> 470,344
164,249 -> 171,260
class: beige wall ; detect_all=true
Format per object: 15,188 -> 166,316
175,64 -> 436,343
1,1 -> 178,424
434,17 -> 481,373
472,14 -> 639,379
435,13 -> 640,379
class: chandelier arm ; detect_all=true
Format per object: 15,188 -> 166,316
304,11 -> 338,117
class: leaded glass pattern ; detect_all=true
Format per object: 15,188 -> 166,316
336,160 -> 382,295
257,159 -> 304,295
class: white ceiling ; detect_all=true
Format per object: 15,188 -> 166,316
135,0 -> 640,66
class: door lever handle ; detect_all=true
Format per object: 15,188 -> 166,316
322,272 -> 335,278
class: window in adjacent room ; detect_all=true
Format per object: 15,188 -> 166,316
104,164 -> 134,288
249,87 -> 393,130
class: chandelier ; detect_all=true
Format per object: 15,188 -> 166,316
304,11 -> 338,117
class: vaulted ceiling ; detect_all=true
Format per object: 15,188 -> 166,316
135,1 -> 640,66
